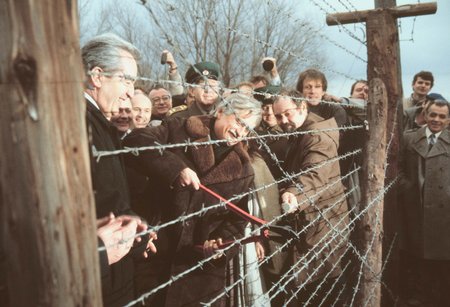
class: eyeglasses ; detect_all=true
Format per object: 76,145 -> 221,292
151,95 -> 171,104
102,71 -> 137,87
274,108 -> 299,121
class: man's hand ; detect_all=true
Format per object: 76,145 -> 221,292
323,93 -> 343,103
255,240 -> 265,261
178,167 -> 200,190
261,57 -> 277,75
117,215 -> 158,257
97,215 -> 138,265
162,50 -> 178,73
203,238 -> 224,259
281,191 -> 299,213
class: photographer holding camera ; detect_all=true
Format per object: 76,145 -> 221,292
250,57 -> 282,90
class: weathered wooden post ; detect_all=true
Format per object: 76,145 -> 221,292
358,79 -> 388,306
0,1 -> 102,305
327,2 -> 437,306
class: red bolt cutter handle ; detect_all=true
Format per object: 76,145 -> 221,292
199,183 -> 267,226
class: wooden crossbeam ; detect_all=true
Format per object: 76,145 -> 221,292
326,2 -> 437,25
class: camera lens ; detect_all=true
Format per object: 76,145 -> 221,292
262,60 -> 274,72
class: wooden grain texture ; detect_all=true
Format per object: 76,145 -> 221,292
0,1 -> 102,306
326,2 -> 437,25
355,78 -> 388,307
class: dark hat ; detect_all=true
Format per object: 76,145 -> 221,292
253,85 -> 281,105
185,61 -> 220,85
427,92 -> 448,102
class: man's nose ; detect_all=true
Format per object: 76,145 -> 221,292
126,85 -> 134,98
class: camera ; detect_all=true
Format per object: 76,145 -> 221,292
262,59 -> 274,72
160,51 -> 168,65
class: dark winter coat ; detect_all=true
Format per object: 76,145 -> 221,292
86,100 -> 135,307
399,127 -> 450,260
123,115 -> 255,306
280,112 -> 349,284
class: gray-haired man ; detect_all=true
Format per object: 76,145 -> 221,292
82,33 -> 156,306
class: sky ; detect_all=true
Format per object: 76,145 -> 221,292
297,0 -> 450,100
79,0 -> 449,99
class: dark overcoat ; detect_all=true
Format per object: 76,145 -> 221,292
399,127 -> 450,260
123,115 -> 255,306
86,100 -> 135,307
280,113 -> 349,284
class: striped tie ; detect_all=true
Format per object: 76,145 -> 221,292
428,133 -> 436,151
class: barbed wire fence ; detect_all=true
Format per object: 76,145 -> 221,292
87,1 -> 402,306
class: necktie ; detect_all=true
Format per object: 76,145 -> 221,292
428,133 -> 436,151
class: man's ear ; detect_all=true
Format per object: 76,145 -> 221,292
215,108 -> 224,119
299,101 -> 307,112
90,67 -> 103,89
187,86 -> 195,97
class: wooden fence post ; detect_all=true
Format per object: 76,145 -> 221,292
355,78 -> 388,307
0,1 -> 102,305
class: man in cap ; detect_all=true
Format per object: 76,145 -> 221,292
168,61 -> 221,118
403,93 -> 447,131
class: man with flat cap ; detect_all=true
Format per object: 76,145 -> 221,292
168,61 -> 222,118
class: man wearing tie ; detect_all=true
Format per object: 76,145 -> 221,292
399,97 -> 450,306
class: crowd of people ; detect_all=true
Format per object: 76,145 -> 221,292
83,33 -> 449,307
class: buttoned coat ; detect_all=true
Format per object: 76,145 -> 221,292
399,127 -> 450,260
280,113 -> 349,284
123,115 -> 254,306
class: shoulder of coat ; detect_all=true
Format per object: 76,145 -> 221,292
167,105 -> 188,116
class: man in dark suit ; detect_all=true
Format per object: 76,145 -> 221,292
82,33 -> 156,307
400,98 -> 450,306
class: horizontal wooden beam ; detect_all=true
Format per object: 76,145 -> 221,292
326,2 -> 437,26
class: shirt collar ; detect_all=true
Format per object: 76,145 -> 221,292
425,127 -> 442,140
84,92 -> 100,110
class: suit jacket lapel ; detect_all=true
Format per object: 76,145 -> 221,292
411,127 -> 428,159
428,129 -> 450,158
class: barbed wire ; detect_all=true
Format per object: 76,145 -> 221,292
363,233 -> 399,307
286,242 -> 352,305
143,0 -> 359,81
124,182 -> 352,306
337,0 -> 358,12
308,0 -> 366,45
266,201 -> 356,302
268,176 -> 398,304
317,260 -> 352,306
93,124 -> 363,160
202,170 -> 360,305
265,0 -> 367,63
98,149 -> 362,253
